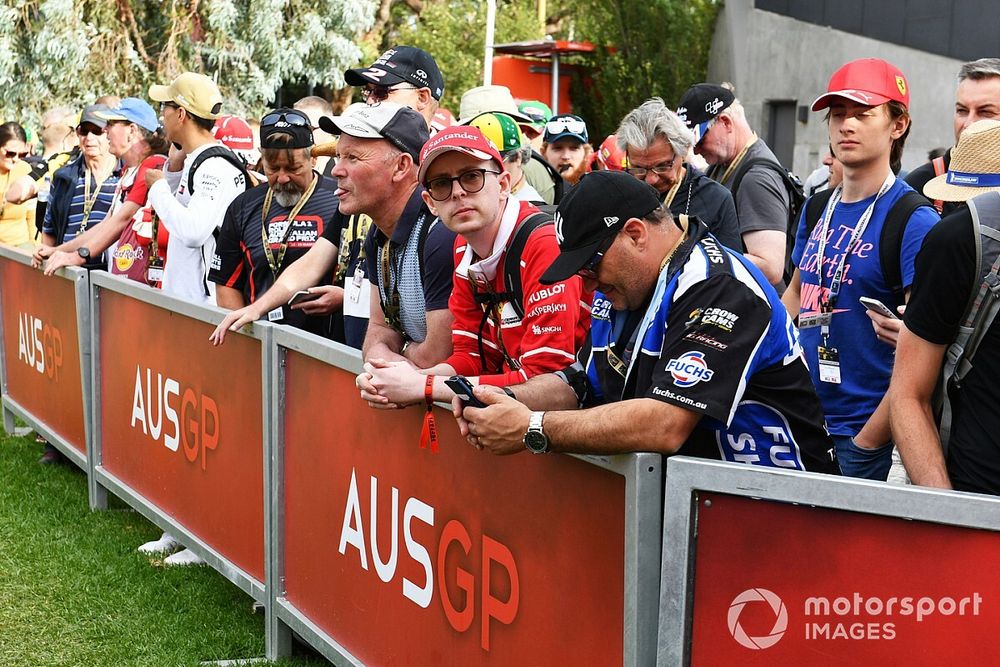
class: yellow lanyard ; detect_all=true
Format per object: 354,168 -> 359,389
661,167 -> 685,208
80,167 -> 110,233
260,175 -> 317,278
717,135 -> 758,186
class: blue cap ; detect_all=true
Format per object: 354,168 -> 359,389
95,97 -> 159,132
543,114 -> 588,144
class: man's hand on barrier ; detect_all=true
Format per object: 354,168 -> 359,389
357,359 -> 406,409
363,359 -> 427,407
32,245 -> 55,269
290,285 -> 344,316
209,305 -> 261,346
42,250 -> 85,276
866,304 -> 906,348
458,386 -> 529,455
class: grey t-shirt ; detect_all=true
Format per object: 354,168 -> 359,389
718,139 -> 790,235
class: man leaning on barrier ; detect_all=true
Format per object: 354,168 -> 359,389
210,102 -> 456,369
454,171 -> 840,473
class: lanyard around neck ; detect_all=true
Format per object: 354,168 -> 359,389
815,172 -> 896,307
260,175 -> 318,278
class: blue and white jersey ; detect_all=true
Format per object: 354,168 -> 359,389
580,219 -> 839,474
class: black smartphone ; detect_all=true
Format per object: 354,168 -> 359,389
288,290 -> 322,306
445,375 -> 488,409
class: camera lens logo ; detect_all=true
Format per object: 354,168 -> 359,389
728,588 -> 788,650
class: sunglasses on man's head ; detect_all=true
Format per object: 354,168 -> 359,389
77,124 -> 104,137
3,150 -> 29,159
545,118 -> 587,136
260,111 -> 311,128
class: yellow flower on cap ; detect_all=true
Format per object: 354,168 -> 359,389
149,72 -> 224,120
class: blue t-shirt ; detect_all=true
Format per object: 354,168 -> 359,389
791,178 -> 939,435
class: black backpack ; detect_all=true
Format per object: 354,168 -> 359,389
730,157 -> 806,284
186,145 -> 254,194
529,150 -> 570,205
799,187 -> 934,306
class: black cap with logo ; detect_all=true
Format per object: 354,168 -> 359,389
344,46 -> 445,101
676,83 -> 735,145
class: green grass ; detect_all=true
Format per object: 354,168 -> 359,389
0,430 -> 323,667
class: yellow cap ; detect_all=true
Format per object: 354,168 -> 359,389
149,72 -> 224,120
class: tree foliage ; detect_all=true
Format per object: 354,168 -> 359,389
0,0 -> 376,124
390,0 -> 543,114
564,0 -> 720,139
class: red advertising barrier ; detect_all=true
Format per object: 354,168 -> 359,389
280,350 -> 627,664
0,253 -> 86,454
689,493 -> 998,663
96,288 -> 264,583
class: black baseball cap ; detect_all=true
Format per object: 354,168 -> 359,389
344,46 -> 445,101
676,83 -> 735,145
259,108 -> 314,148
319,102 -> 429,162
540,171 -> 662,285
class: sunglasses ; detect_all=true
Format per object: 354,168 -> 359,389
77,125 -> 104,137
626,155 -> 677,178
545,118 -> 587,136
3,150 -> 29,159
261,111 -> 311,128
361,85 -> 420,103
577,233 -> 618,279
425,168 -> 501,202
159,102 -> 181,115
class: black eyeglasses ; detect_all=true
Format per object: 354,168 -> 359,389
159,102 -> 180,114
626,155 -> 677,179
261,111 -> 310,127
425,169 -> 501,201
361,85 -> 420,103
3,150 -> 29,159
577,234 -> 618,279
76,125 -> 104,137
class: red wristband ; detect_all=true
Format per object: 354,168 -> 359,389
420,375 -> 439,453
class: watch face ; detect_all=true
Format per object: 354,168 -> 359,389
524,430 -> 548,453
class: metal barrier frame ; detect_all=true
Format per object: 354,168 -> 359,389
89,271 -> 273,602
265,325 -> 664,666
0,247 -> 94,486
656,457 -> 1000,666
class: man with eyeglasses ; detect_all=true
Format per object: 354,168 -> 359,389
211,102 -> 456,370
345,45 -> 444,127
449,170 -> 838,472
208,109 -> 340,339
677,83 -> 792,287
39,104 -> 119,265
616,98 -> 741,251
143,72 -> 249,305
357,126 -> 589,409
541,114 -> 591,186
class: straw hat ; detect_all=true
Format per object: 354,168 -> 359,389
924,119 -> 1000,202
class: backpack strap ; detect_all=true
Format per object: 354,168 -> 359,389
531,150 -> 569,205
187,145 -> 251,195
878,190 -> 934,304
503,211 -> 554,320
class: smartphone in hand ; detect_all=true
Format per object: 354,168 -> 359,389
288,290 -> 322,306
859,296 -> 899,319
445,375 -> 488,409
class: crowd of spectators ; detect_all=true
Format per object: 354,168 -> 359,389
6,49 -> 1000,561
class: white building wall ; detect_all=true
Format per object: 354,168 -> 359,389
708,0 -> 963,176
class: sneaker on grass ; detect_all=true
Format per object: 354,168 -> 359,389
164,548 -> 206,566
138,532 -> 180,555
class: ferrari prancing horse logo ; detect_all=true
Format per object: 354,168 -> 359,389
895,75 -> 907,97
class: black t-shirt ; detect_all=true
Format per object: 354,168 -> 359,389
904,150 -> 960,217
209,174 -> 342,338
904,207 -> 1000,494
668,166 -> 742,251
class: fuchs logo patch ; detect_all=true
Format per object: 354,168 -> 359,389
666,351 -> 714,387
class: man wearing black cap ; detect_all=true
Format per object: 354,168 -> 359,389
345,45 -> 445,127
209,108 -> 341,338
210,102 -> 456,369
677,83 -> 791,286
452,171 -> 838,473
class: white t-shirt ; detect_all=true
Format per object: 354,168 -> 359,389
147,142 -> 246,304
